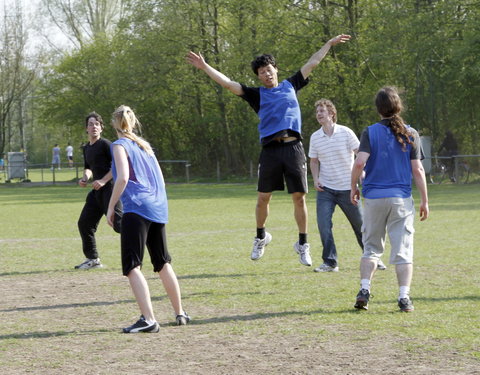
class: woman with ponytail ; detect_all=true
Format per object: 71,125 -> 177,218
350,87 -> 429,313
107,105 -> 190,333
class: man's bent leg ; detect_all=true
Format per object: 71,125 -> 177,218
360,257 -> 377,281
338,190 -> 364,250
316,189 -> 337,267
251,192 -> 273,261
78,191 -> 103,259
256,192 -> 272,229
292,192 -> 307,234
396,263 -> 413,288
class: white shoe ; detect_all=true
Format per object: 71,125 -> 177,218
294,242 -> 312,266
74,258 -> 103,269
314,263 -> 339,272
251,232 -> 272,260
377,259 -> 387,270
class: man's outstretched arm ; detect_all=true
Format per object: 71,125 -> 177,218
300,34 -> 351,79
187,51 -> 244,96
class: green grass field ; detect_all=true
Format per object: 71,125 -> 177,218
0,183 -> 479,374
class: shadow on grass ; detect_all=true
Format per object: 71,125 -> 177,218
0,270 -> 69,277
1,270 -> 263,278
0,329 -> 112,340
177,272 -> 265,280
414,295 -> 480,302
161,308 -> 366,327
0,310 -> 340,340
0,300 -> 135,313
372,295 -> 480,304
0,293 -> 210,313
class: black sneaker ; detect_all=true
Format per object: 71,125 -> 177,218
123,316 -> 160,333
354,289 -> 370,310
176,312 -> 191,326
398,297 -> 414,312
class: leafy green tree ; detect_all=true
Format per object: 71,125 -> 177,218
33,0 -> 480,176
0,1 -> 36,158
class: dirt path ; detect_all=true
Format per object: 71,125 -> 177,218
1,272 -> 478,375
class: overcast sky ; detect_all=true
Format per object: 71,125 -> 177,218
1,0 -> 72,53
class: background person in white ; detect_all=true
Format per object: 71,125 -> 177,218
308,99 -> 386,272
66,142 -> 74,168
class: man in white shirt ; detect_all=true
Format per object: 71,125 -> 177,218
308,99 -> 386,272
66,142 -> 74,168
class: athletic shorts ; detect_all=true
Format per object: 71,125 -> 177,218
257,140 -> 308,193
361,197 -> 415,264
121,212 -> 171,276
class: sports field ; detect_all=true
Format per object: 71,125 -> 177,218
0,183 -> 479,374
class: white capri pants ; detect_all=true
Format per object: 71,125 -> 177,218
361,196 -> 415,264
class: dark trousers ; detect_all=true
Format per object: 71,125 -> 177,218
78,185 -> 122,259
316,187 -> 363,267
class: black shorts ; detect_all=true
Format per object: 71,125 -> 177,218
257,140 -> 308,193
121,213 -> 171,276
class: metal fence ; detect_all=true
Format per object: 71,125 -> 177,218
423,155 -> 480,184
0,160 -> 192,184
1,156 -> 479,185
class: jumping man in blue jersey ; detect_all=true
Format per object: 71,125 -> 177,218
187,34 -> 350,266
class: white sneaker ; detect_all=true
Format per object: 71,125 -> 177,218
314,263 -> 339,272
74,258 -> 103,269
377,259 -> 387,270
251,232 -> 272,260
293,242 -> 312,266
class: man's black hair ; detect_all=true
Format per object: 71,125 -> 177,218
251,54 -> 277,75
85,112 -> 104,128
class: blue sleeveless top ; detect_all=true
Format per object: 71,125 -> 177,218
111,138 -> 168,223
258,79 -> 301,139
362,122 -> 413,199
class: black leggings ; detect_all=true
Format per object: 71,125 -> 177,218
121,213 -> 171,276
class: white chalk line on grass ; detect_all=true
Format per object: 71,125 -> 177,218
0,236 -> 110,243
0,228 -> 250,244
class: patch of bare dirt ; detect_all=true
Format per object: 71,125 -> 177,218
0,271 -> 478,375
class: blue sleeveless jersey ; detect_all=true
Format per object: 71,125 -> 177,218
258,79 -> 301,139
362,123 -> 412,199
111,138 -> 168,223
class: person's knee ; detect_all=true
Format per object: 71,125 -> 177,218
77,218 -> 88,232
257,192 -> 271,207
126,265 -> 142,278
292,192 -> 306,207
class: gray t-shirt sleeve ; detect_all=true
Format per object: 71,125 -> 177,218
358,128 -> 370,154
359,126 -> 423,160
409,128 -> 423,160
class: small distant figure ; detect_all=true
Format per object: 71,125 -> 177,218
51,144 -> 61,170
66,142 -> 74,169
437,131 -> 458,182
0,156 -> 4,171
